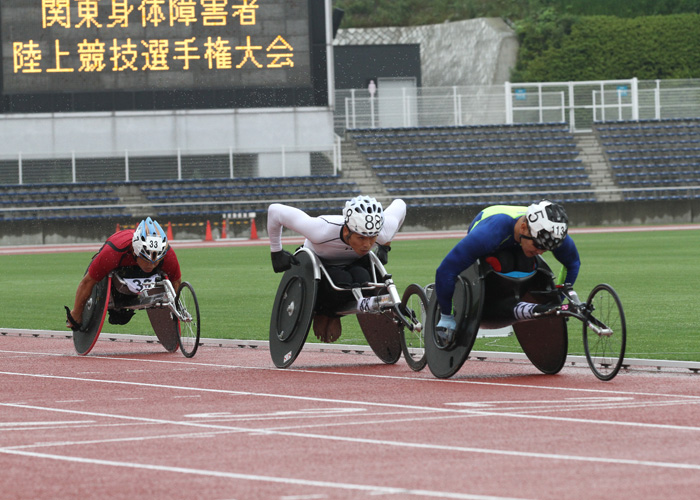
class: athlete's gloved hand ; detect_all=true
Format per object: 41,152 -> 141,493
437,313 -> 456,331
271,250 -> 299,273
376,244 -> 391,265
65,306 -> 82,331
435,313 -> 457,348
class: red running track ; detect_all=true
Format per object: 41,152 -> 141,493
1,334 -> 700,499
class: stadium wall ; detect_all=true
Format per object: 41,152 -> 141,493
0,107 -> 335,177
2,199 -> 699,246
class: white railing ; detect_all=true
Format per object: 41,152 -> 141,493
0,142 -> 341,186
336,78 -> 700,133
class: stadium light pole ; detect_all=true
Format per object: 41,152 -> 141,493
325,0 -> 335,109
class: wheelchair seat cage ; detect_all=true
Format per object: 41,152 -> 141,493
269,248 -> 426,369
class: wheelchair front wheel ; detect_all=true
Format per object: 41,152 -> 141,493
176,281 -> 201,358
399,284 -> 428,371
583,284 -> 626,381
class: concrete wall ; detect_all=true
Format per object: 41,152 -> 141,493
334,18 -> 519,87
3,199 -> 699,246
0,107 -> 336,176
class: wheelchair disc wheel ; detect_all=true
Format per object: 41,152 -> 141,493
269,250 -> 318,368
583,284 -> 626,381
399,284 -> 428,371
176,282 -> 201,358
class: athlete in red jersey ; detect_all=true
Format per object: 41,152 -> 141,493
66,217 -> 181,329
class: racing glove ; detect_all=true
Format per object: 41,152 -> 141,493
271,250 -> 299,273
376,244 -> 391,265
435,313 -> 457,348
437,313 -> 456,331
64,306 -> 82,331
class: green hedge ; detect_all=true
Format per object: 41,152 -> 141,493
514,13 -> 700,81
333,1 -> 700,83
333,0 -> 700,29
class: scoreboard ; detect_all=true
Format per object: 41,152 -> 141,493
0,0 -> 326,111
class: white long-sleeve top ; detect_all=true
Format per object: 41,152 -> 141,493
267,199 -> 407,266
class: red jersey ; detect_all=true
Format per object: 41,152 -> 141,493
87,229 -> 181,282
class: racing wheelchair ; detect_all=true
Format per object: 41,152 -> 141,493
423,254 -> 626,381
269,247 -> 429,369
69,271 -> 201,357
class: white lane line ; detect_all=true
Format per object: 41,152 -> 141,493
3,402 -> 700,471
0,448 -> 528,500
0,421 -> 93,428
2,370 -> 700,433
2,349 -> 699,402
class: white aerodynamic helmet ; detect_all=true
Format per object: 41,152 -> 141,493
343,195 -> 384,237
132,217 -> 169,263
525,200 -> 568,251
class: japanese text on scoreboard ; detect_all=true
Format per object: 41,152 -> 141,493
2,0 -> 311,93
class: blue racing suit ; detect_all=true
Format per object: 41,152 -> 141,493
435,205 -> 581,315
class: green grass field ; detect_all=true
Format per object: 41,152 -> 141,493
2,229 -> 699,361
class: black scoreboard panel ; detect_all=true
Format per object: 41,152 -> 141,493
0,0 -> 327,111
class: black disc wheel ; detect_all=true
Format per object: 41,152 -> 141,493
269,250 -> 318,368
176,281 -> 201,358
425,269 -> 484,379
583,284 -> 626,381
399,284 -> 429,371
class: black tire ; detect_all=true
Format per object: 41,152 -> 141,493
425,271 -> 483,379
269,250 -> 318,368
176,281 -> 201,358
399,284 -> 428,371
583,284 -> 626,381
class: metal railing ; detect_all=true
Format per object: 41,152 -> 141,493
336,78 -> 700,133
0,140 -> 342,186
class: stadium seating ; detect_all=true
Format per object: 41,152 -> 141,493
144,175 -> 360,218
594,117 -> 700,201
0,176 -> 360,222
349,122 -> 595,208
0,181 -> 125,222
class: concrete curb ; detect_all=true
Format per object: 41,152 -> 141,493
2,327 -> 699,375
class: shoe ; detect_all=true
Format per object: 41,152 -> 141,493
532,302 -> 561,317
435,325 -> 455,349
313,314 -> 342,343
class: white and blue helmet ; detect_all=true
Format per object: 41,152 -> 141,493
343,195 -> 384,237
132,217 -> 169,263
526,200 -> 568,251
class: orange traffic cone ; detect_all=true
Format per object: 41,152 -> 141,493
204,220 -> 213,242
250,217 -> 259,240
167,221 -> 174,240
221,219 -> 228,239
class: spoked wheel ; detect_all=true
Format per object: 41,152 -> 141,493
583,284 -> 626,381
176,281 -> 201,358
399,284 -> 429,371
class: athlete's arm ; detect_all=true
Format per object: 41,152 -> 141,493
434,216 -> 508,314
377,199 -> 407,245
552,236 -> 581,285
267,203 -> 332,252
67,273 -> 99,328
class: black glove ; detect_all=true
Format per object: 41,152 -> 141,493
65,306 -> 82,331
271,250 -> 299,273
376,244 -> 391,265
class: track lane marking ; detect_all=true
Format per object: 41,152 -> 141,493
2,370 -> 700,433
3,401 -> 700,471
0,449 -> 528,500
2,352 -> 700,401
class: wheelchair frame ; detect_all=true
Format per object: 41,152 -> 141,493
269,247 -> 427,369
72,271 -> 200,358
424,256 -> 626,381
